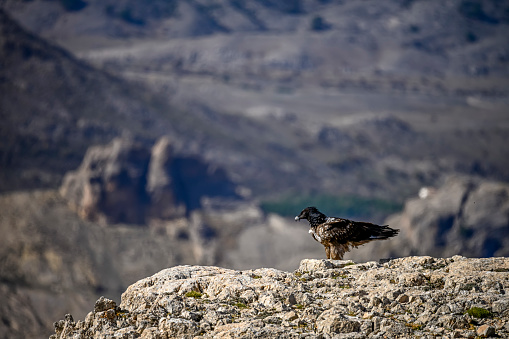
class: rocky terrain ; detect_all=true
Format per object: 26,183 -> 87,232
50,256 -> 509,338
1,1 -> 509,338
0,8 -> 168,192
4,173 -> 509,338
0,188 -> 264,339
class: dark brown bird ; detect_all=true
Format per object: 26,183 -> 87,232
295,206 -> 399,260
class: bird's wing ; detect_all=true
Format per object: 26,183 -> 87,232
317,218 -> 354,243
319,218 -> 393,246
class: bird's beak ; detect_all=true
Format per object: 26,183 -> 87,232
294,216 -> 300,221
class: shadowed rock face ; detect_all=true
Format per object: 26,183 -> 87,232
397,176 -> 509,257
50,256 -> 509,338
352,176 -> 509,262
60,138 -> 151,224
60,136 -> 239,224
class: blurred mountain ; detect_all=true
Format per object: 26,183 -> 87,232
60,136 -> 239,224
4,0 -> 509,86
0,8 -> 170,192
2,1 -> 509,200
0,7 -> 330,197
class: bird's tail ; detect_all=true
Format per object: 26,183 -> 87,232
369,225 -> 399,239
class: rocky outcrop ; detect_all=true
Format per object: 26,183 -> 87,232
50,256 -> 509,338
146,136 -> 185,220
60,137 -> 151,224
358,176 -> 509,262
60,137 -> 239,224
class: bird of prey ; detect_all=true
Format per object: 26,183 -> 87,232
295,206 -> 399,260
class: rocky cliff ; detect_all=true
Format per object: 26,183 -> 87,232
60,136 -> 239,224
50,256 -> 509,338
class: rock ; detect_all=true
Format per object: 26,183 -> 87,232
298,259 -> 355,271
400,272 -> 426,286
317,309 -> 361,333
49,256 -> 509,338
158,318 -> 198,338
397,294 -> 409,303
94,296 -> 116,313
283,311 -> 298,321
60,137 -> 151,224
477,324 -> 496,337
386,288 -> 403,300
493,300 -> 509,315
60,137 -> 240,224
288,293 -> 297,305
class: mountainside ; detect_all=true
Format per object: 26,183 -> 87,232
0,8 -> 169,191
5,0 -> 509,85
50,256 -> 509,338
2,2 -> 509,200
0,8 -> 324,197
0,189 -> 193,338
361,175 -> 509,261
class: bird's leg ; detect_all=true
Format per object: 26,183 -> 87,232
325,246 -> 331,259
330,246 -> 339,260
329,244 -> 347,260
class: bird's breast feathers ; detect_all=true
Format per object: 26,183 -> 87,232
308,228 -> 322,243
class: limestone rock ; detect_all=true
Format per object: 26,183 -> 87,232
477,324 -> 496,337
94,296 -> 116,313
298,259 -> 355,271
50,256 -> 509,338
317,309 -> 361,333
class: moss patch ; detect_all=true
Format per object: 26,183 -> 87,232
466,307 -> 492,319
185,291 -> 203,299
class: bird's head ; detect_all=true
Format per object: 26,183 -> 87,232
295,206 -> 327,227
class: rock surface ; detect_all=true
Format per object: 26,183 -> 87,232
50,256 -> 509,338
60,136 -> 239,224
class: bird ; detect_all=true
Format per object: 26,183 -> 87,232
295,206 -> 399,260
